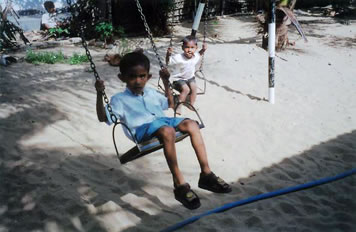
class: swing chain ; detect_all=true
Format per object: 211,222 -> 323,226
134,0 -> 164,69
134,0 -> 176,94
80,25 -> 118,124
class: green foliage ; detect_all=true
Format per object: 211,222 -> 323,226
68,53 -> 88,65
95,22 -> 126,42
95,22 -> 114,40
48,28 -> 70,38
25,50 -> 66,64
25,50 -> 88,65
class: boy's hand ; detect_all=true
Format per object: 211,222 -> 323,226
166,47 -> 173,56
95,80 -> 105,92
159,68 -> 170,81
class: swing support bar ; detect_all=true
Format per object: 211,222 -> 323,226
191,1 -> 205,36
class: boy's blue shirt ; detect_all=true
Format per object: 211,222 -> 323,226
105,87 -> 169,140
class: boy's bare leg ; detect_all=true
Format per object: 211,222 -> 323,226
188,82 -> 198,108
178,120 -> 211,175
176,84 -> 190,115
156,126 -> 185,186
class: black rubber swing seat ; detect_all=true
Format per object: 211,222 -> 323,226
118,123 -> 204,164
112,102 -> 205,164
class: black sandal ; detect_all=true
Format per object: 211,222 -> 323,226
174,183 -> 201,210
198,172 -> 232,193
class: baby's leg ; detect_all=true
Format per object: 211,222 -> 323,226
155,126 -> 185,186
176,83 -> 190,115
179,83 -> 190,103
188,81 -> 198,107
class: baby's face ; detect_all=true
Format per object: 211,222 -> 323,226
182,41 -> 197,59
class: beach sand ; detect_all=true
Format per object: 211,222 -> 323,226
1,14 -> 356,232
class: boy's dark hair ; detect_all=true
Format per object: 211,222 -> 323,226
182,35 -> 198,46
119,52 -> 150,75
44,1 -> 55,10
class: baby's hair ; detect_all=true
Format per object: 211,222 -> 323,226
119,52 -> 150,75
182,35 -> 198,46
44,1 -> 55,10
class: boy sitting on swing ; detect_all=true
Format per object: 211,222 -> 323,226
166,35 -> 207,114
95,52 -> 231,210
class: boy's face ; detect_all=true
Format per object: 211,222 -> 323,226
182,40 -> 197,59
118,65 -> 151,95
46,7 -> 55,13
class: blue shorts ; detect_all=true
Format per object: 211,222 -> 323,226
135,117 -> 186,143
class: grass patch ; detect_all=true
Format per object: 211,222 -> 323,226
25,50 -> 88,65
26,50 -> 65,64
68,53 -> 89,65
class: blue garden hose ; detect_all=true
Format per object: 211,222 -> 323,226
161,168 -> 356,232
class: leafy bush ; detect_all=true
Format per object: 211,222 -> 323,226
69,53 -> 88,64
48,28 -> 70,38
25,50 -> 66,64
95,22 -> 126,43
25,50 -> 88,65
95,22 -> 115,41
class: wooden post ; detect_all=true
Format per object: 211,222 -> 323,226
268,0 -> 276,104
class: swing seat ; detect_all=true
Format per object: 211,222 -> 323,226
113,102 -> 205,164
119,123 -> 204,164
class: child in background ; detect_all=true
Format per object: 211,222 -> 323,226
41,1 -> 62,30
95,52 -> 231,210
166,35 -> 207,114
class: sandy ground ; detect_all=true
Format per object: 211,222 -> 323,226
1,13 -> 356,232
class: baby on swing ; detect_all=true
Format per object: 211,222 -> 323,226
166,35 -> 207,115
95,51 -> 231,210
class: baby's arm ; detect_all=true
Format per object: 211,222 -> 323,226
95,80 -> 108,122
160,68 -> 174,108
166,47 -> 173,65
199,43 -> 207,56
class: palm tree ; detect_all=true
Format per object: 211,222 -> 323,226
261,0 -> 307,51
0,2 -> 29,51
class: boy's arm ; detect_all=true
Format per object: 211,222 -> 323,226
199,43 -> 207,56
166,47 -> 173,65
95,80 -> 108,122
160,68 -> 174,109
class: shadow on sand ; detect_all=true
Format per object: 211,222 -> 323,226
1,52 -> 355,232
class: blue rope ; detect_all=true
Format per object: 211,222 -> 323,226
161,168 -> 356,232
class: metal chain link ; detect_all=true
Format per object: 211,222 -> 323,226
66,0 -> 117,123
134,0 -> 164,69
134,0 -> 176,94
80,26 -> 118,124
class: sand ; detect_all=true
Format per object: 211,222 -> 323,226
1,13 -> 356,232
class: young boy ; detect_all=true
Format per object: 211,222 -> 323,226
95,52 -> 231,210
166,35 -> 207,114
41,1 -> 61,30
